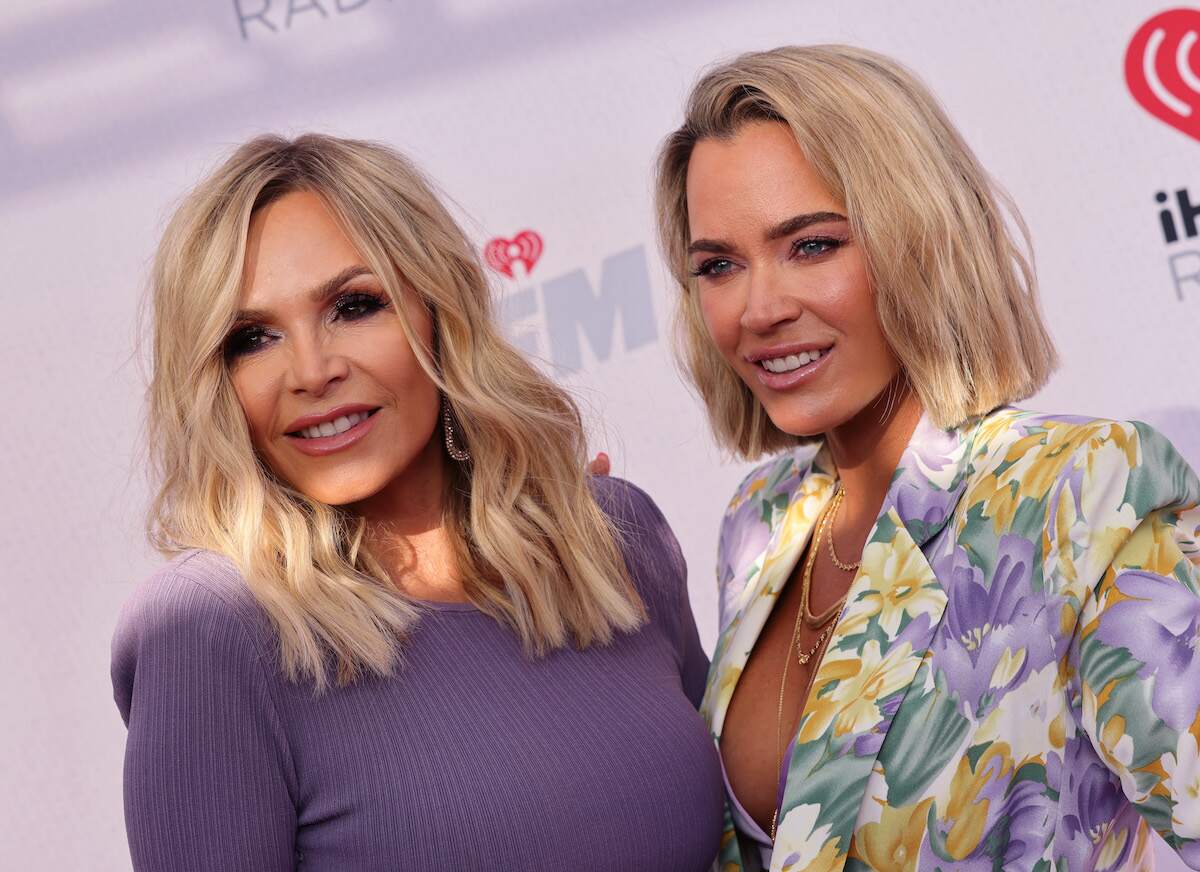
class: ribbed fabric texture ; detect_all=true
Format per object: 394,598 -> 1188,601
111,478 -> 724,871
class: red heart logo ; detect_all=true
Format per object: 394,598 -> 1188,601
1126,8 -> 1200,142
484,230 -> 544,278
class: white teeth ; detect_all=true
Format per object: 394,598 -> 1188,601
297,411 -> 369,439
761,348 -> 827,373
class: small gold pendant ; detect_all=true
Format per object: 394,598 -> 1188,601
795,627 -> 829,666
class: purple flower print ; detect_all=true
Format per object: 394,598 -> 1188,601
1094,570 -> 1200,732
930,535 -> 1057,717
1057,755 -> 1138,872
717,493 -> 772,589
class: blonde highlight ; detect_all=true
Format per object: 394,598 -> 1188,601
146,134 -> 644,691
656,45 -> 1058,459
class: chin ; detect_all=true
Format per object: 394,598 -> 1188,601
761,404 -> 833,440
762,399 -> 861,440
296,471 -> 392,508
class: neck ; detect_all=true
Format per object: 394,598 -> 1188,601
350,435 -> 464,600
824,377 -> 923,527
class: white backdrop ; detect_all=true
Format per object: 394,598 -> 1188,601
2,2 -> 1198,869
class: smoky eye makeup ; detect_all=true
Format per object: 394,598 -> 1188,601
222,283 -> 392,361
331,289 -> 390,321
223,323 -> 274,360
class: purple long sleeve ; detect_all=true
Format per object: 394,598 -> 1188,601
112,477 -> 723,871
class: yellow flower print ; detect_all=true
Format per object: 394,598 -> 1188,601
728,476 -> 766,513
970,420 -> 1097,534
773,482 -> 833,559
1100,715 -> 1147,804
1162,730 -> 1200,839
850,798 -> 934,872
1094,826 -> 1131,871
988,646 -> 1027,690
799,640 -> 919,742
1112,511 -> 1187,578
855,534 -> 943,636
938,744 -> 1015,860
706,665 -> 743,723
774,804 -> 844,872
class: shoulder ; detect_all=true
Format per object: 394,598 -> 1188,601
723,442 -> 823,520
589,474 -> 683,568
111,550 -> 275,722
113,550 -> 267,648
961,408 -> 1200,582
717,443 -> 822,570
589,474 -> 673,537
588,474 -> 687,603
967,407 -> 1199,513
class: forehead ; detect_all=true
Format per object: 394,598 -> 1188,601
241,190 -> 362,306
685,121 -> 841,238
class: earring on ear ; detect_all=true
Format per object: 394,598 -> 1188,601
442,395 -> 471,463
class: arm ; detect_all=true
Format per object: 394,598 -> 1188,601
592,475 -> 710,706
1070,429 -> 1200,865
112,568 -> 297,871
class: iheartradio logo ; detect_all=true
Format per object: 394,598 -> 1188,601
484,230 -> 543,278
1126,8 -> 1200,141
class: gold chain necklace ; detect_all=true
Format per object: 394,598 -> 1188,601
826,485 -> 861,573
802,486 -> 858,630
770,489 -> 849,841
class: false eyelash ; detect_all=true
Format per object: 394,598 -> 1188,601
790,235 -> 846,258
690,258 -> 732,278
333,291 -> 389,319
223,324 -> 273,360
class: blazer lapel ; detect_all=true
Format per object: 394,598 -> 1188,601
702,456 -> 837,740
768,415 -> 980,872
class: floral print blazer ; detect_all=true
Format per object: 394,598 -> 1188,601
701,407 -> 1200,872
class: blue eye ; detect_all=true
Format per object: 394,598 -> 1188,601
690,258 -> 735,279
792,237 -> 842,259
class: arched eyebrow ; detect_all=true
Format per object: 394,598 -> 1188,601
764,211 -> 846,241
234,264 -> 373,323
687,211 -> 847,255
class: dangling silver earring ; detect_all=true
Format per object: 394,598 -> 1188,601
442,395 -> 470,462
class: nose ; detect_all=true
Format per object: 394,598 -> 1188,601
285,333 -> 349,397
739,264 -> 802,334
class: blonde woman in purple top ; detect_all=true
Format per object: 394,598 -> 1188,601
111,134 -> 723,871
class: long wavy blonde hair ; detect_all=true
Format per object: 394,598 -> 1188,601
146,133 -> 644,690
656,45 -> 1058,459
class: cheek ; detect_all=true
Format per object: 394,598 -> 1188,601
366,325 -> 438,406
229,361 -> 280,446
697,287 -> 741,355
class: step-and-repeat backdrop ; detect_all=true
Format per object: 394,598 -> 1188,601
2,2 -> 1197,868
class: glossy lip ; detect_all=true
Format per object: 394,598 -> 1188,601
285,403 -> 380,435
285,409 -> 379,457
749,343 -> 834,390
743,341 -> 834,364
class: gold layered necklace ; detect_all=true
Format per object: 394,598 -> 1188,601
769,485 -> 858,841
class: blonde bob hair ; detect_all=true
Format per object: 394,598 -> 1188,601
147,133 -> 644,690
656,45 -> 1058,459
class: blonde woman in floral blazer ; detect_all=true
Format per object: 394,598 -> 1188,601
654,46 -> 1200,871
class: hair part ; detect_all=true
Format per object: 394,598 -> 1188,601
147,133 -> 644,691
655,44 -> 1058,459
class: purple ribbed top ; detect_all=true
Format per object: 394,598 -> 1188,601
111,477 -> 723,871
